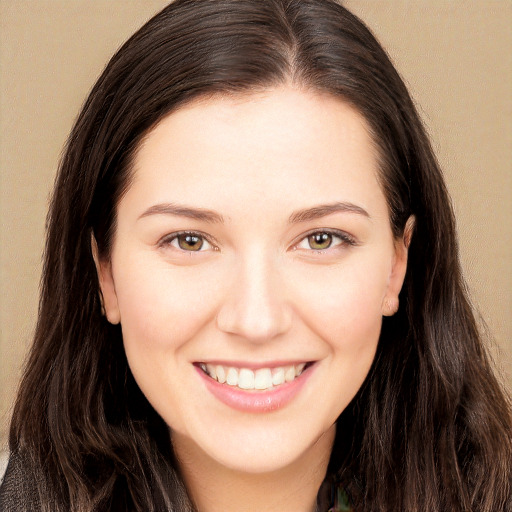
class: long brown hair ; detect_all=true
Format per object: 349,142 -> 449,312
6,1 -> 511,510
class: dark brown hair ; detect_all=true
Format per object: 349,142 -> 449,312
5,1 -> 511,510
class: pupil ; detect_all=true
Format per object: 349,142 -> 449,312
310,233 -> 332,249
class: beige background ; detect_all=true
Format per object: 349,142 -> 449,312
1,1 -> 511,450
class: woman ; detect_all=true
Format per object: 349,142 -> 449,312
1,0 -> 510,511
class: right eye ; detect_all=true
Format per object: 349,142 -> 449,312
162,232 -> 215,252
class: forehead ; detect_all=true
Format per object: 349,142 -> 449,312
123,87 -> 387,222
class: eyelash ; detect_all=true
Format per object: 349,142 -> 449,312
158,231 -> 218,252
159,229 -> 357,253
294,229 -> 357,253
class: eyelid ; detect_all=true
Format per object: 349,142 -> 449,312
158,230 -> 219,251
292,228 -> 358,251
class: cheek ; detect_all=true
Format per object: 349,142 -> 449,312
291,257 -> 388,350
295,260 -> 388,416
112,255 -> 222,351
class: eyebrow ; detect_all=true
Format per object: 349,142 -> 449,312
138,203 -> 225,223
138,201 -> 369,225
288,202 -> 370,224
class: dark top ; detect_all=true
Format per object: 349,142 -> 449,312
0,452 -> 41,512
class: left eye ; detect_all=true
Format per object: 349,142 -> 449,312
166,233 -> 213,252
296,231 -> 354,251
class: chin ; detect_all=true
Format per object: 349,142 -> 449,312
173,417 -> 336,476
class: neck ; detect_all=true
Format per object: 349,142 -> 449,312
172,425 -> 336,512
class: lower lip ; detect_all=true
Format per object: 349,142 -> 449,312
195,365 -> 314,413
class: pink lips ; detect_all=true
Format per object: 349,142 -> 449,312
195,363 -> 314,413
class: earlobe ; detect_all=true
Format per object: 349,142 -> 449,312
382,216 -> 415,317
382,296 -> 399,317
91,234 -> 121,325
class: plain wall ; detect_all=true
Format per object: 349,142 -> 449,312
1,0 -> 511,449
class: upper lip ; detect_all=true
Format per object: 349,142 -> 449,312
194,360 -> 315,370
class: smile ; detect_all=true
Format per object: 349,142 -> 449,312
198,363 -> 308,391
195,361 -> 316,413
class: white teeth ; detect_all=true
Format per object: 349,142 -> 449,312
216,365 -> 226,383
206,364 -> 217,380
226,367 -> 238,386
254,368 -> 272,390
295,363 -> 306,376
201,363 -> 308,390
272,367 -> 285,386
238,369 -> 255,389
284,366 -> 296,382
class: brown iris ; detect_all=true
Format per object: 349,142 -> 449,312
308,232 -> 333,250
177,234 -> 204,251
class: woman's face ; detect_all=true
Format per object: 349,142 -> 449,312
97,87 -> 409,474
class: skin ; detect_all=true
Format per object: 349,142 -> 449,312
95,87 -> 410,512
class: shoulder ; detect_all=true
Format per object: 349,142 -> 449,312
0,451 -> 42,511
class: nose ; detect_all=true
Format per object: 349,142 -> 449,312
216,251 -> 292,343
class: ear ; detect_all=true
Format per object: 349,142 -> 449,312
382,216 -> 415,317
91,234 -> 121,325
